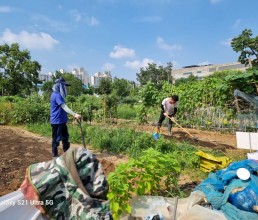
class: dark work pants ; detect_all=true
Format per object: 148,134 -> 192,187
157,111 -> 173,131
51,123 -> 70,157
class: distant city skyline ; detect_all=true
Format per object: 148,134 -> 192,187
0,0 -> 257,81
40,67 -> 112,87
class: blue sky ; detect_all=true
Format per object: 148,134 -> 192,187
0,0 -> 257,81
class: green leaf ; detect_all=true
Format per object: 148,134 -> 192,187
121,204 -> 132,213
107,193 -> 115,200
110,202 -> 120,213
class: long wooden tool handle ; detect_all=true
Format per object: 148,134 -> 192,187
77,119 -> 86,149
167,116 -> 195,138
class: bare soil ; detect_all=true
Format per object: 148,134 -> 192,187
0,126 -> 126,196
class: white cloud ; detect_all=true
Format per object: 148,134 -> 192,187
210,0 -> 223,4
0,29 -> 59,50
137,16 -> 162,23
125,58 -> 154,70
110,45 -> 136,59
0,6 -> 13,13
221,38 -> 232,46
157,37 -> 182,51
232,19 -> 241,29
70,10 -> 99,26
198,61 -> 211,66
102,63 -> 115,71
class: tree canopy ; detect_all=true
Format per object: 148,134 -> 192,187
41,71 -> 84,96
231,29 -> 258,94
112,77 -> 132,99
97,77 -> 112,95
136,62 -> 173,89
0,43 -> 41,96
231,29 -> 258,67
175,74 -> 198,86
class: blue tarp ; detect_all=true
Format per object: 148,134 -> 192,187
195,160 -> 258,220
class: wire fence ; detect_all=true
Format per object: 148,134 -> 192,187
148,107 -> 258,133
176,107 -> 258,133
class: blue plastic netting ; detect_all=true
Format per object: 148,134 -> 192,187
195,159 -> 258,220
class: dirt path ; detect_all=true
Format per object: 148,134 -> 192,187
158,127 -> 236,150
0,126 -> 127,196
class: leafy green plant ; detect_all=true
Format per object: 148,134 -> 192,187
107,148 -> 181,219
11,94 -> 49,124
117,104 -> 138,120
0,101 -> 13,124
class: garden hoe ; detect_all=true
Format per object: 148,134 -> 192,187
166,116 -> 198,141
77,118 -> 87,149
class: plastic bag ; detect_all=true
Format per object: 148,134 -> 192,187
228,185 -> 258,213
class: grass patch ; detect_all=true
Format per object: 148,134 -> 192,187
26,123 -> 201,169
26,123 -> 86,144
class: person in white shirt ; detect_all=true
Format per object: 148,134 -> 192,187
157,95 -> 179,136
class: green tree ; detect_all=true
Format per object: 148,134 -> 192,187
97,78 -> 112,95
41,71 -> 84,96
41,81 -> 53,94
136,62 -> 173,89
0,43 -> 41,96
175,74 -> 198,86
62,73 -> 84,96
137,82 -> 160,124
139,82 -> 160,107
84,85 -> 95,95
96,77 -> 113,122
224,68 -> 258,95
112,77 -> 132,99
231,29 -> 258,67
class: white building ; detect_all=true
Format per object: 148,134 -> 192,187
39,72 -> 53,82
172,62 -> 247,80
71,67 -> 90,86
39,68 -> 89,86
90,71 -> 112,87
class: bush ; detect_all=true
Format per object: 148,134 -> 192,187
107,148 -> 181,219
0,95 -> 49,124
0,102 -> 13,124
117,104 -> 138,120
12,95 -> 49,124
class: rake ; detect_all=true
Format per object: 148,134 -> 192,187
166,116 -> 198,141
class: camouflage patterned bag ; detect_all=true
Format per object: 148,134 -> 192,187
28,147 -> 112,220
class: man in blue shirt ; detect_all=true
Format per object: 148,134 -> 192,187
50,78 -> 81,158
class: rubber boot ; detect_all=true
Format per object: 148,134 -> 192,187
167,124 -> 172,136
63,141 -> 70,153
52,142 -> 58,157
